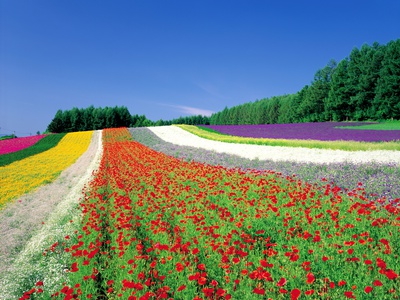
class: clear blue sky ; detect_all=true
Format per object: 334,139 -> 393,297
1,0 -> 399,135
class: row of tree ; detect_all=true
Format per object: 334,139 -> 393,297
46,105 -> 210,133
47,106 -> 136,133
152,115 -> 210,126
210,39 -> 399,124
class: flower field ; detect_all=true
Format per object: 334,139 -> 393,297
0,134 -> 47,155
178,125 -> 400,151
22,128 -> 399,299
0,131 -> 93,209
0,133 -> 66,167
130,127 -> 400,202
202,123 -> 400,142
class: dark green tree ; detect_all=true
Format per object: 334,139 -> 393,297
298,60 -> 336,122
326,59 -> 352,121
116,106 -> 132,127
83,105 -> 95,130
374,40 -> 400,119
70,107 -> 82,131
47,109 -> 64,133
351,43 -> 384,120
93,107 -> 106,130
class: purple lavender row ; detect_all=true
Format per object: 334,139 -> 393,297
202,122 -> 400,142
129,127 -> 399,202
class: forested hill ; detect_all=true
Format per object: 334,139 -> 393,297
210,39 -> 400,125
46,106 -> 210,133
47,106 -> 151,133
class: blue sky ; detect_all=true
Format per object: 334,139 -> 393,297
1,0 -> 399,135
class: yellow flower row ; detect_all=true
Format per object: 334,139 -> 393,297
0,131 -> 93,209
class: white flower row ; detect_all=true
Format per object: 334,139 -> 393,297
148,126 -> 400,164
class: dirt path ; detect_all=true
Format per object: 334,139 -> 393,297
0,130 -> 102,276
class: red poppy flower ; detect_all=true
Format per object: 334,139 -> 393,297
338,280 -> 346,286
176,262 -> 184,272
344,241 -> 355,246
202,287 -> 214,297
107,280 -> 114,286
344,291 -> 356,299
385,269 -> 398,280
364,286 -> 373,293
232,257 -> 240,264
198,276 -> 207,285
279,288 -> 288,294
177,285 -> 186,291
123,280 -> 136,289
306,273 -> 315,284
253,287 -> 265,295
290,254 -> 300,262
305,289 -> 314,295
373,280 -> 383,286
277,277 -> 287,287
290,288 -> 301,300
70,262 -> 79,272
216,288 -> 226,297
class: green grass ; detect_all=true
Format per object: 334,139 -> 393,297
0,133 -> 67,167
0,135 -> 16,141
176,124 -> 400,151
337,120 -> 400,130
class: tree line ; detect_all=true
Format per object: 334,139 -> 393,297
210,39 -> 400,125
46,105 -> 210,133
47,106 -> 141,133
152,115 -> 210,126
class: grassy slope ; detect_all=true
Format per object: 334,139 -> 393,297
338,120 -> 400,130
175,124 -> 400,151
0,133 -> 67,167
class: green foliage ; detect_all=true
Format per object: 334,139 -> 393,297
47,106 -> 138,133
210,95 -> 295,125
0,133 -> 66,167
47,106 -> 211,133
0,134 -> 16,141
374,40 -> 400,119
154,114 -> 211,126
338,120 -> 400,130
209,39 -> 400,125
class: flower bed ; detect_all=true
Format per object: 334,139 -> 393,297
130,127 -> 400,201
25,128 -> 399,299
202,123 -> 400,142
0,134 -> 47,155
0,133 -> 66,167
0,131 -> 93,209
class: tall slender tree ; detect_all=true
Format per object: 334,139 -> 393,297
374,40 -> 400,119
